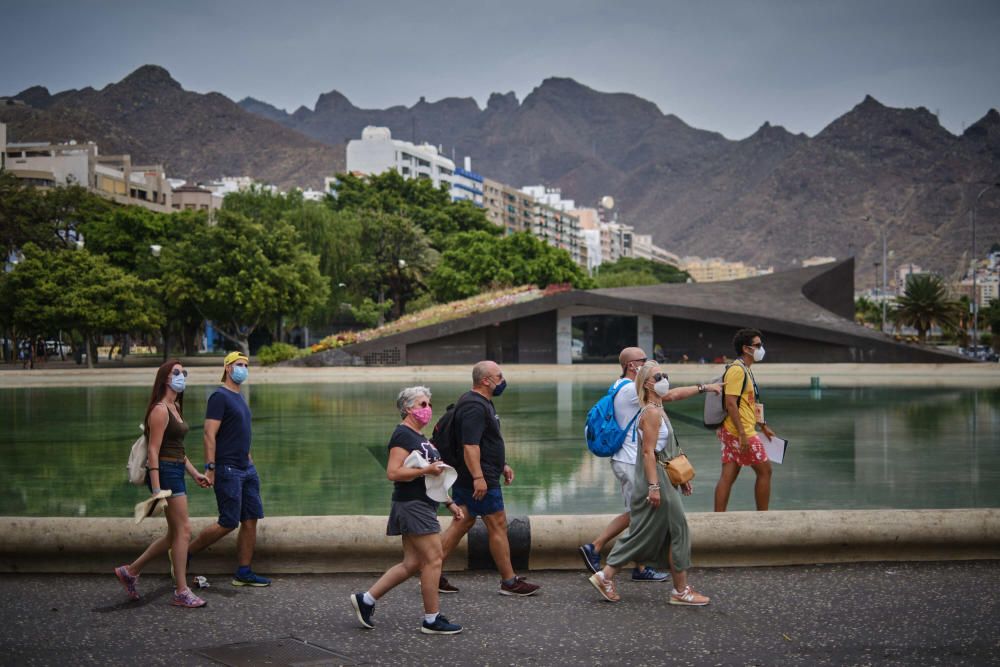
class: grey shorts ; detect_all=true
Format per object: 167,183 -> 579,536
610,460 -> 635,513
386,499 -> 441,536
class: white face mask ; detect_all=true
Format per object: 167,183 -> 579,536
653,377 -> 671,397
753,346 -> 766,363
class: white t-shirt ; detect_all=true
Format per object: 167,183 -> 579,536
611,378 -> 670,464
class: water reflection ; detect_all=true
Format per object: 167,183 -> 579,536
2,383 -> 999,517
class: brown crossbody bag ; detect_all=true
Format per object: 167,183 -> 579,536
638,408 -> 695,486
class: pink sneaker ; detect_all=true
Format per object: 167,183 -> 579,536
114,565 -> 139,601
171,588 -> 207,608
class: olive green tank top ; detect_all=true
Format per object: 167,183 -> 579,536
158,404 -> 189,461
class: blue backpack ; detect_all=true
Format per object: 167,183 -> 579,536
584,380 -> 641,457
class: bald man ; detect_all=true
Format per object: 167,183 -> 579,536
437,361 -> 541,597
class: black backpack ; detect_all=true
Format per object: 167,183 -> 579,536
431,393 -> 485,468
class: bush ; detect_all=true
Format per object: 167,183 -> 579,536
257,342 -> 304,366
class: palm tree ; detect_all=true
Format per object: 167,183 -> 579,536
892,274 -> 961,344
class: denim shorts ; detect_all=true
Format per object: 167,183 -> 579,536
214,464 -> 265,529
451,485 -> 505,517
147,460 -> 187,497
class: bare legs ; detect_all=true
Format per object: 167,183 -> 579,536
368,534 -> 444,614
714,461 -> 772,512
440,508 -> 516,581
591,512 -> 629,553
126,495 -> 192,592
600,550 -> 688,589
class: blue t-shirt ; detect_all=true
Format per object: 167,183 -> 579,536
205,387 -> 252,468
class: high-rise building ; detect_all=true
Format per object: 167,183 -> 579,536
483,177 -> 536,235
346,126 -> 455,191
451,157 -> 484,207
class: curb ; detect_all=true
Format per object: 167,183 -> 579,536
1,509 -> 997,574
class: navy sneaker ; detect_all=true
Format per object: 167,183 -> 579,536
350,593 -> 375,629
231,570 -> 271,587
421,614 -> 463,635
578,543 -> 601,574
631,567 -> 670,582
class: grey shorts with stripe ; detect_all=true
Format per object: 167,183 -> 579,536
386,499 -> 441,536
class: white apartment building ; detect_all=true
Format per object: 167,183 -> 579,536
346,126 -> 455,191
451,157 -> 484,207
520,185 -> 587,267
632,234 -> 680,267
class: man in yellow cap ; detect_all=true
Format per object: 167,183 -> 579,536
187,351 -> 271,586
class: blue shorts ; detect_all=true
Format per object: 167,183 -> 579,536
146,460 -> 187,497
214,464 -> 265,529
451,485 -> 505,517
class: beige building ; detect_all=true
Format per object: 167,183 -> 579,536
483,177 -> 536,234
680,256 -> 774,282
171,184 -> 220,213
632,233 -> 680,267
0,122 -> 172,213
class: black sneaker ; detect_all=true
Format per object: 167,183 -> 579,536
421,614 -> 463,635
438,575 -> 459,594
350,593 -> 375,629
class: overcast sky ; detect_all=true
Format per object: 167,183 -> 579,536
3,0 -> 999,139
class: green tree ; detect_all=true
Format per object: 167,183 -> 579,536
428,231 -> 593,302
892,274 -> 961,343
854,296 -> 882,327
0,243 -> 161,367
163,209 -> 329,355
594,257 -> 690,288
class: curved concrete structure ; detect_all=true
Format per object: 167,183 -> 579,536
1,509 -> 996,573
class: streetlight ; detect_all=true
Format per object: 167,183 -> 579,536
150,244 -> 162,258
864,215 -> 888,332
971,183 -> 1000,354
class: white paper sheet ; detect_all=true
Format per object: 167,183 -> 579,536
759,433 -> 788,464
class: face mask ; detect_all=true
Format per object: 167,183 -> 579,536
491,378 -> 507,397
169,375 -> 186,393
653,377 -> 670,397
411,406 -> 433,426
753,346 -> 766,363
230,365 -> 248,384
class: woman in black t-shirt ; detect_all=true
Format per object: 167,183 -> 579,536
350,386 -> 466,635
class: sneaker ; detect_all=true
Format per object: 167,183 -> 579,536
631,567 -> 670,582
350,593 -> 375,629
499,577 -> 540,596
438,575 -> 459,594
669,585 -> 710,606
231,570 -> 271,587
421,614 -> 463,635
171,588 -> 207,608
578,543 -> 601,574
588,572 -> 620,603
114,565 -> 140,601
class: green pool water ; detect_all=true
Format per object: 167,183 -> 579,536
2,382 -> 998,517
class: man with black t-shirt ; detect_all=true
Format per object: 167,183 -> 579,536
438,360 -> 541,597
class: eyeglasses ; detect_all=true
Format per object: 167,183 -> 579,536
171,369 -> 188,377
652,372 -> 668,382
746,342 -> 763,349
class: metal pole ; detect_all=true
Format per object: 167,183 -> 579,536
881,227 -> 888,333
971,207 -> 977,353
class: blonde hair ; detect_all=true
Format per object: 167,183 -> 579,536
634,360 -> 660,406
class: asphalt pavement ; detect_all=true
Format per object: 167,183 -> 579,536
1,561 -> 998,666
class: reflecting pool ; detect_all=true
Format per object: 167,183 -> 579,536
2,382 -> 999,517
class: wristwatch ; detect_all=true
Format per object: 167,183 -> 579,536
697,384 -> 706,393
204,462 -> 216,471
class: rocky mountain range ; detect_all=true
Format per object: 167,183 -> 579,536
3,65 -> 998,286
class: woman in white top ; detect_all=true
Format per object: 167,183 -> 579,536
587,360 -> 710,606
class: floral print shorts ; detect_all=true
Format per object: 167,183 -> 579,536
717,427 -> 769,466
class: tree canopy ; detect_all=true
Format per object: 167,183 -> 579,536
892,274 -> 961,343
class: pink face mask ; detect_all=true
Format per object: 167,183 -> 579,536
411,406 -> 433,426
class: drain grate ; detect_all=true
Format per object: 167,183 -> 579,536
193,636 -> 356,666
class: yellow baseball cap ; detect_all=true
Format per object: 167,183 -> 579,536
222,351 -> 249,380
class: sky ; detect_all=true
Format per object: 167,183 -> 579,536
2,0 -> 999,140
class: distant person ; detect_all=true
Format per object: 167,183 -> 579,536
713,328 -> 776,512
587,361 -> 710,606
653,343 -> 666,362
579,347 -> 720,582
114,360 -> 211,607
350,386 -> 465,635
437,361 -> 541,596
186,351 -> 271,586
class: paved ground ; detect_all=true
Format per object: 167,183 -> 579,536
1,561 -> 997,666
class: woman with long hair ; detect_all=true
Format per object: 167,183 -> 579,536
587,360 -> 710,606
114,359 -> 211,607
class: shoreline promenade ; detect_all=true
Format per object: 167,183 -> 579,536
1,562 -> 997,666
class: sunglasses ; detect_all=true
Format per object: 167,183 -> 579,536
630,357 -> 648,365
171,369 -> 188,377
651,373 -> 668,382
746,342 -> 763,349
415,400 -> 432,408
